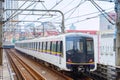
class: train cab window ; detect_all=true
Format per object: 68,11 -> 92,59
66,41 -> 73,51
86,38 -> 94,54
66,37 -> 84,54
77,40 -> 84,53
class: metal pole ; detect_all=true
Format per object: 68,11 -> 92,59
0,0 -> 4,65
115,0 -> 120,66
115,0 -> 120,79
5,9 -> 65,33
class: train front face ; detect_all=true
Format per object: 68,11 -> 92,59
66,35 -> 94,71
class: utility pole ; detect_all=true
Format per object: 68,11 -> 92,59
115,0 -> 120,66
0,0 -> 4,65
115,0 -> 120,79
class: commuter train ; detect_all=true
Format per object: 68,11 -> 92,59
15,33 -> 95,72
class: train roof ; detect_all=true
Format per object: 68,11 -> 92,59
15,32 -> 93,43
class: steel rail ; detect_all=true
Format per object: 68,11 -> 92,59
6,49 -> 46,80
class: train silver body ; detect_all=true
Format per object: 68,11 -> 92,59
15,33 -> 95,71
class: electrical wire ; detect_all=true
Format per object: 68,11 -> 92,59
6,0 -> 29,22
65,0 -> 86,20
50,0 -> 86,22
65,15 -> 99,26
65,8 -> 113,20
90,0 -> 115,25
9,1 -> 37,21
14,3 -> 39,26
37,0 -> 64,20
59,0 -> 75,10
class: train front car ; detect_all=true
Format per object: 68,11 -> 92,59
65,34 -> 95,72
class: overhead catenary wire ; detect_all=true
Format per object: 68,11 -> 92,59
66,15 -> 99,26
14,3 -> 39,26
65,0 -> 86,20
90,0 -> 115,25
51,0 -> 86,21
65,8 -> 113,20
91,0 -> 115,22
37,0 -> 64,20
8,1 -> 37,21
59,0 -> 75,10
6,0 -> 29,22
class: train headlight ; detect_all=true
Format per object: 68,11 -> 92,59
89,59 -> 93,63
68,58 -> 72,62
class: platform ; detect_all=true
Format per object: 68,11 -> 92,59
0,49 -> 14,80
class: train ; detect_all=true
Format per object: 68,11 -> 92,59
15,33 -> 95,72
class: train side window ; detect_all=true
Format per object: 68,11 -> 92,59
31,42 -> 33,50
50,42 -> 52,54
40,42 -> 42,52
41,42 -> 43,52
28,43 -> 29,49
34,42 -> 35,50
57,41 -> 62,56
51,41 -> 57,55
114,38 -> 116,51
38,42 -> 41,52
46,42 -> 47,52
43,42 -> 46,52
36,42 -> 38,51
57,41 -> 60,52
29,43 -> 30,49
30,43 -> 31,49
47,42 -> 51,53
32,42 -> 33,50
32,42 -> 33,49
60,41 -> 63,56
34,42 -> 36,50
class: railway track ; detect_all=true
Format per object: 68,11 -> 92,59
6,49 -> 93,80
6,49 -> 73,80
6,49 -> 46,80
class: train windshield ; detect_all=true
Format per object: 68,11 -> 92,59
66,37 -> 84,53
86,38 -> 94,54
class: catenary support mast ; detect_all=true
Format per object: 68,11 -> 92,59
115,0 -> 120,67
115,0 -> 120,79
0,0 -> 4,65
